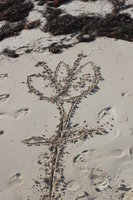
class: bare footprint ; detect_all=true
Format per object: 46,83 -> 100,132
73,151 -> 88,164
110,149 -> 125,157
8,173 -> 23,189
87,149 -> 100,161
73,149 -> 99,164
97,106 -> 121,139
67,180 -> 81,192
98,106 -> 112,120
89,168 -> 109,191
0,94 -> 10,103
13,108 -> 30,118
97,106 -> 116,129
0,109 -> 30,119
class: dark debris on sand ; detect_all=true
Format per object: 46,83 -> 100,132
0,0 -> 33,22
0,0 -> 33,41
0,0 -> 133,47
2,48 -> 19,58
43,7 -> 133,42
35,0 -> 70,7
0,21 -> 25,41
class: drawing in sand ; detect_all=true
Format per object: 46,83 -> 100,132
22,52 -> 108,200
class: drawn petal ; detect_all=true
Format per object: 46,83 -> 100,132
54,61 -> 70,88
27,73 -> 57,101
67,61 -> 100,99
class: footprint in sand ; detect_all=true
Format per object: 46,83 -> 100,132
97,106 -> 116,128
12,108 -> 30,118
0,108 -> 30,119
8,173 -> 23,189
67,180 -> 81,192
89,168 -> 109,192
109,149 -> 125,158
0,94 -> 10,103
98,106 -> 112,120
73,149 -> 100,165
97,106 -> 121,139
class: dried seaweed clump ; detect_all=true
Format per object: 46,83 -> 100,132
0,0 -> 33,22
0,21 -> 25,41
0,0 -> 34,41
44,7 -> 133,42
2,48 -> 19,58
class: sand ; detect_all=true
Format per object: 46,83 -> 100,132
59,0 -> 113,16
0,1 -> 133,200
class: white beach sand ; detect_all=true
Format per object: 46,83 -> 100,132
0,1 -> 133,200
59,0 -> 113,16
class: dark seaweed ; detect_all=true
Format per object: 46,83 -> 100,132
0,0 -> 33,22
44,7 -> 133,42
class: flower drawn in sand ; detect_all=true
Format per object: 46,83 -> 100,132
23,52 -> 107,200
27,53 -> 101,102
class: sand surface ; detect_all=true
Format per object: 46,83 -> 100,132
0,1 -> 133,200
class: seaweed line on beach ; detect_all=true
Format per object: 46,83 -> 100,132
43,5 -> 133,42
1,0 -> 133,48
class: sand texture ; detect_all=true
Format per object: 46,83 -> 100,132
0,1 -> 133,200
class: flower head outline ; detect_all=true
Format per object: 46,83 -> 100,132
27,53 -> 103,103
